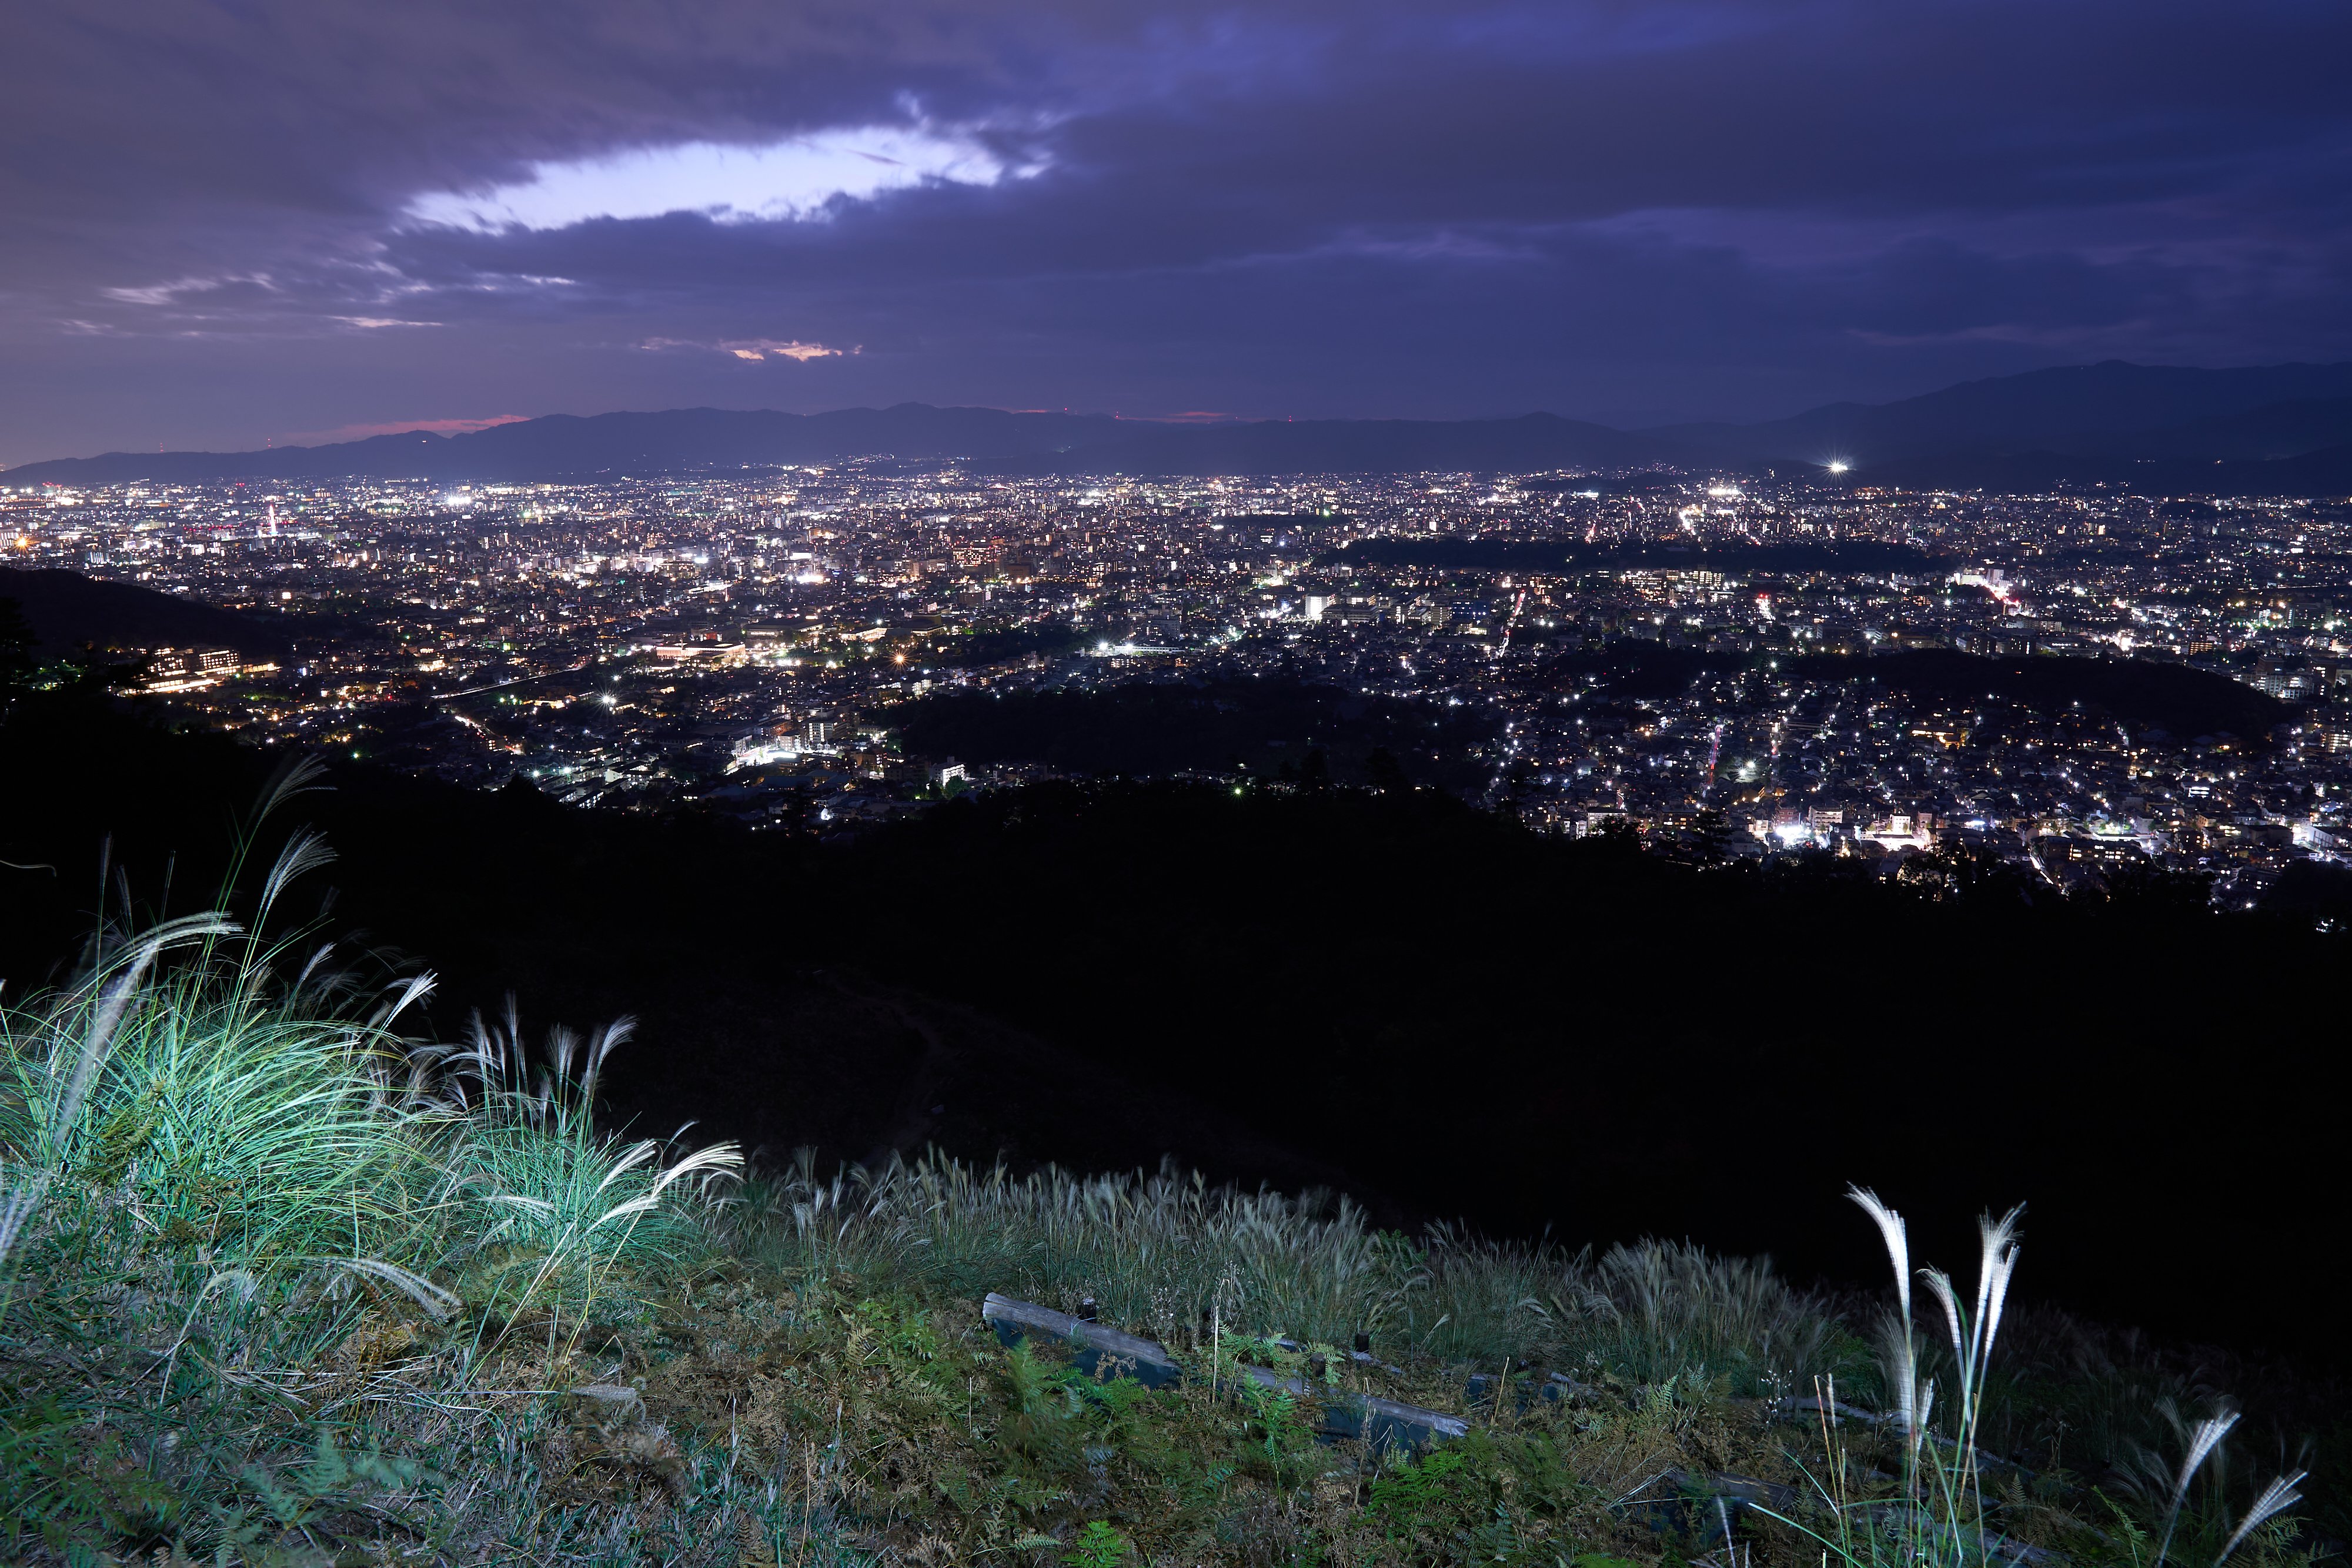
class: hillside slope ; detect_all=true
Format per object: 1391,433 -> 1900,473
1,690 -> 2342,1356
0,566 -> 296,659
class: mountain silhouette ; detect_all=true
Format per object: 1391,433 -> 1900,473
9,360 -> 2352,489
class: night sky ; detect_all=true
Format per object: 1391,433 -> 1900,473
7,0 -> 2350,465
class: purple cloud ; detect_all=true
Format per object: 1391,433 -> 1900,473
6,0 -> 2350,461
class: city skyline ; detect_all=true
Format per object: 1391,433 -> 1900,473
9,463 -> 2344,907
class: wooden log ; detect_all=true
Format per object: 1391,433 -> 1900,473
1240,1365 -> 1469,1453
1466,1368 -> 1596,1409
978,1293 -> 1468,1452
980,1293 -> 1184,1389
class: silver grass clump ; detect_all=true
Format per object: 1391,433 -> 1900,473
2155,1410 -> 2242,1568
1838,1186 -> 2304,1568
1848,1186 -> 1927,1473
1917,1200 -> 2023,1502
2216,1471 -> 2307,1566
1839,1183 -> 2022,1566
2147,1407 -> 2306,1568
49,912 -> 241,1154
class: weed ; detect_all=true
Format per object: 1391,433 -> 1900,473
1066,1517 -> 1134,1566
0,816 -> 739,1562
1371,1447 -> 1472,1540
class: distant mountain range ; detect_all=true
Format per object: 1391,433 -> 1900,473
9,360 -> 2352,492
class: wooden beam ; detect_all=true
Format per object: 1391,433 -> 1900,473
981,1293 -> 1184,1389
979,1293 -> 1468,1452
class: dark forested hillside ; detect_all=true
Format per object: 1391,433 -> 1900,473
0,567 -> 297,660
2,687 -> 2341,1358
893,680 -> 1501,785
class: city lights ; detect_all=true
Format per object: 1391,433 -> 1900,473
2,462 -> 2340,902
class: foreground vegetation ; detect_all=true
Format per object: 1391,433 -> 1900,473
0,796 -> 2336,1564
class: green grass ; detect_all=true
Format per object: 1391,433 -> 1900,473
0,814 -> 744,1562
716,1154 -> 1859,1397
0,814 -> 2331,1564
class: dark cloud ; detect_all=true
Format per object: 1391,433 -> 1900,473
5,0 -> 2351,462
